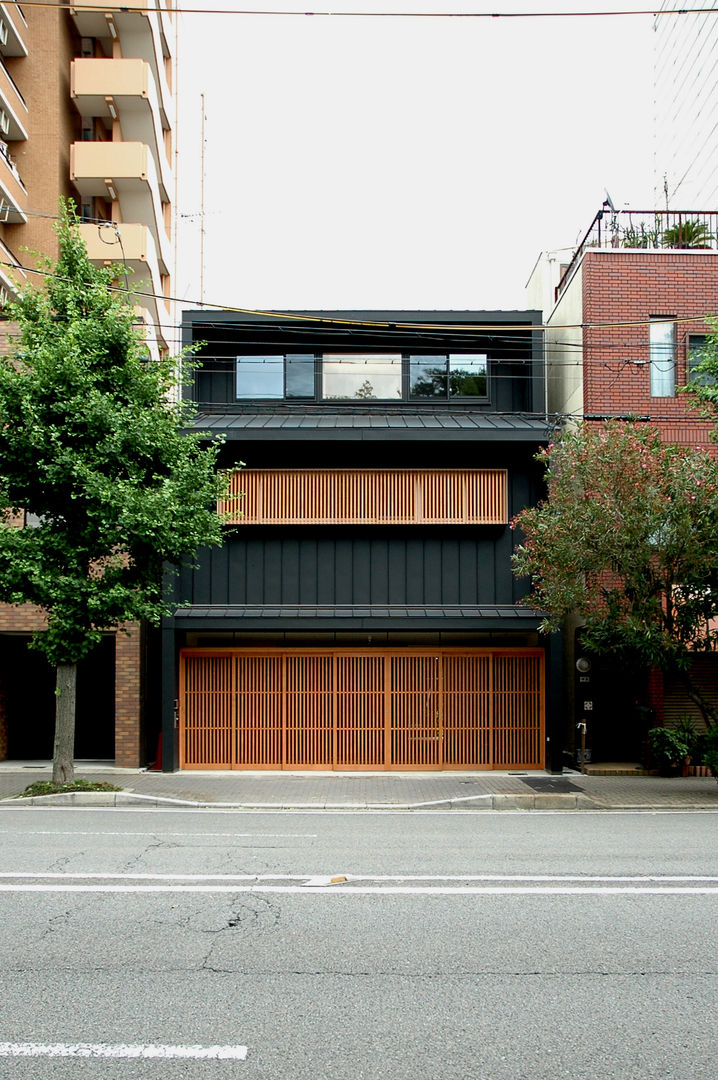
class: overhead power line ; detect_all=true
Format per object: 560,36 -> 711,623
10,0 -> 718,17
1,256 -> 717,337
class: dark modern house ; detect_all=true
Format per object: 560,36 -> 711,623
159,309 -> 562,772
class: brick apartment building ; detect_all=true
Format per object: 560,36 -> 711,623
527,207 -> 718,761
0,0 -> 174,766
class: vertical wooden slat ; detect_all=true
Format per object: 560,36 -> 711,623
179,646 -> 544,771
219,470 -> 507,525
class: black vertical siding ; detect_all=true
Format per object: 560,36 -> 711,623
184,527 -> 529,608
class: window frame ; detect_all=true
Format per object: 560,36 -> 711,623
687,333 -> 716,387
234,352 -> 492,403
649,317 -> 676,398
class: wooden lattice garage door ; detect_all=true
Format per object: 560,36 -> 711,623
179,648 -> 545,770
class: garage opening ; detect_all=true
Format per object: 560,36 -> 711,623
179,648 -> 545,770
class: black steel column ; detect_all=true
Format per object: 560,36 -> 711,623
160,616 -> 177,772
545,628 -> 565,773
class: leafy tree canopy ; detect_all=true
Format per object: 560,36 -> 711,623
511,422 -> 718,726
0,206 -> 228,669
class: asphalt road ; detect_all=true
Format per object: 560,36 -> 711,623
0,807 -> 717,1079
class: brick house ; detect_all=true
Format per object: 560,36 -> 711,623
527,207 -> 718,761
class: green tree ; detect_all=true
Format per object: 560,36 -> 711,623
511,422 -> 718,728
684,317 -> 718,401
0,209 -> 228,782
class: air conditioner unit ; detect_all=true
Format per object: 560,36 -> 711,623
0,21 -> 8,47
0,111 -> 10,136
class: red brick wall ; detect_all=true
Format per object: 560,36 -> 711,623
0,604 -> 142,765
114,623 -> 142,768
582,251 -> 718,447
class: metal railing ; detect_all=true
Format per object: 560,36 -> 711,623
556,209 -> 718,301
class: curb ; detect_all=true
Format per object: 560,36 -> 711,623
2,790 -> 597,810
3,791 -> 718,811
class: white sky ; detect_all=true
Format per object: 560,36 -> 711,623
175,0 -> 656,314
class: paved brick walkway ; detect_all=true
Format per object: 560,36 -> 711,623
1,763 -> 718,809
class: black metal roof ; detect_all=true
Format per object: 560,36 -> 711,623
183,308 -> 542,352
172,604 -> 544,630
193,411 -> 551,442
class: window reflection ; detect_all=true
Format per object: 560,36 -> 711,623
322,354 -> 402,400
410,354 -> 487,398
236,355 -> 284,399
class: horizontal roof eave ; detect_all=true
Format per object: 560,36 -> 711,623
171,604 -> 545,631
183,308 -> 543,326
191,412 -> 551,442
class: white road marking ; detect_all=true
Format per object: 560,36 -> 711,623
1,806 -> 716,817
9,832 -> 317,838
1,883 -> 718,895
0,1043 -> 248,1060
1,872 -> 717,883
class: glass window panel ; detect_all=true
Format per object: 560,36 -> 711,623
688,335 -> 715,386
285,354 -> 315,399
650,319 -> 676,397
322,354 -> 402,400
448,354 -> 488,397
236,355 -> 284,399
409,355 -> 448,398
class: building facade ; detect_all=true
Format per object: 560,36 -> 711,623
157,309 -> 564,773
527,207 -> 718,760
0,0 -> 174,767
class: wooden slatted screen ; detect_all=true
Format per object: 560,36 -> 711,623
180,648 -> 544,770
219,469 -> 507,525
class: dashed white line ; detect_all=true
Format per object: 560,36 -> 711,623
0,1043 -> 248,1060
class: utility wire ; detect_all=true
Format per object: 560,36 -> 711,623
11,0 -> 718,17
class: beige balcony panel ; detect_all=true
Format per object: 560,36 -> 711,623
132,304 -> 171,362
0,3 -> 27,57
71,59 -> 171,198
72,2 -> 172,128
81,219 -> 168,285
0,233 -> 26,299
0,149 -> 26,221
70,141 -> 170,271
0,61 -> 26,140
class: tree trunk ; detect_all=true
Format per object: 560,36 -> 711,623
52,662 -> 76,784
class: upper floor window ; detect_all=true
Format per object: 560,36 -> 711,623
409,354 -> 487,399
323,354 -> 402,400
235,352 -> 490,402
236,354 -> 314,400
649,318 -> 676,397
687,334 -> 716,387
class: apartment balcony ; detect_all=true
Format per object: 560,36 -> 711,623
70,140 -> 170,271
70,0 -> 172,129
0,138 -> 25,221
0,232 -> 26,300
0,57 -> 25,142
71,59 -> 170,199
80,220 -> 171,355
0,3 -> 27,58
556,208 -> 718,301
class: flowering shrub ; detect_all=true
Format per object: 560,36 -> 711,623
512,422 -> 718,726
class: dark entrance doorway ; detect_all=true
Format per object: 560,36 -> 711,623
2,635 -> 115,760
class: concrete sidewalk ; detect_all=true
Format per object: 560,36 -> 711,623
1,762 -> 718,810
